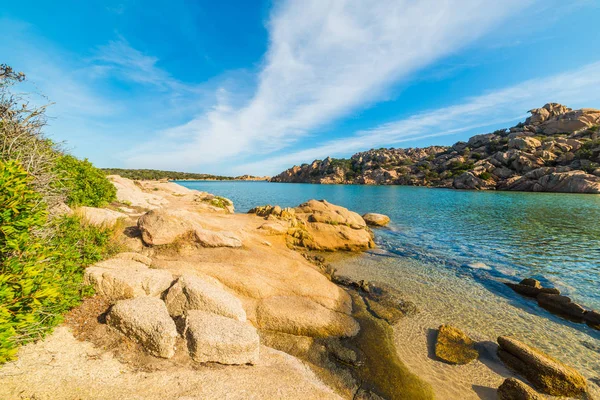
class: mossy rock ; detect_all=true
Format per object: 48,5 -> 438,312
435,324 -> 479,365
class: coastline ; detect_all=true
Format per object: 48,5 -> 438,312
1,176 -> 598,399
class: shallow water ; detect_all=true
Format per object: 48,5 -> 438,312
177,181 -> 600,389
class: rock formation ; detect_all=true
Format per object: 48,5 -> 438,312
249,199 -> 375,251
434,324 -> 479,365
271,104 -> 600,194
362,213 -> 390,227
497,336 -> 588,397
497,378 -> 545,400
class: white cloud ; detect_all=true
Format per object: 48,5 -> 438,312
240,61 -> 600,174
125,0 -> 532,170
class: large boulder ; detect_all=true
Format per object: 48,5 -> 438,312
164,274 -> 246,321
76,207 -> 127,227
497,378 -> 545,400
106,297 -> 177,358
497,336 -> 587,397
362,213 -> 390,227
508,137 -> 541,151
84,258 -> 174,302
137,208 -> 204,246
540,108 -> 600,135
290,200 -> 374,251
185,310 -> 259,365
435,324 -> 478,365
256,296 -> 359,338
453,172 -> 486,190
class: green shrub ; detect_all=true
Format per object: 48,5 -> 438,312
479,171 -> 492,180
0,160 -> 118,363
55,155 -> 116,207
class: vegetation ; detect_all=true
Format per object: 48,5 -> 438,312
0,64 -> 120,362
56,155 -> 116,207
102,168 -> 234,181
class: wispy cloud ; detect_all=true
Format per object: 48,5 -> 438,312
124,0 -> 532,171
240,61 -> 600,174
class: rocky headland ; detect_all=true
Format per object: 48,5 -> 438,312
271,103 -> 600,193
0,176 -> 596,399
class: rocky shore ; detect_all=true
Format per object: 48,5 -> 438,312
271,103 -> 600,193
0,176 -> 596,399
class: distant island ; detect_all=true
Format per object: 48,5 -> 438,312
102,168 -> 269,182
271,104 -> 600,193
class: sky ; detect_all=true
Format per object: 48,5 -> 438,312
1,0 -> 600,176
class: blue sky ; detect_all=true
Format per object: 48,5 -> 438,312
2,0 -> 600,176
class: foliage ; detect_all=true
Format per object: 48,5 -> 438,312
55,155 -> 116,207
0,65 -> 64,207
447,161 -> 476,178
479,171 -> 492,180
102,168 -> 234,181
208,196 -> 231,209
0,162 -> 118,363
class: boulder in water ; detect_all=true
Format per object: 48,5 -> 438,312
497,378 -> 545,400
497,336 -> 587,397
435,324 -> 479,365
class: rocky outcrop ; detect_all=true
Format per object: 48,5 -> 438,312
434,324 -> 479,365
291,200 -> 374,251
164,274 -> 246,321
497,378 -> 545,400
362,213 -> 390,227
505,278 -> 560,297
537,293 -> 586,320
249,199 -> 375,251
106,297 -> 178,358
497,336 -> 587,397
185,310 -> 260,365
271,104 -> 600,194
84,258 -> 174,302
256,296 -> 359,337
108,175 -> 169,209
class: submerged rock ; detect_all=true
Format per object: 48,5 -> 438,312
537,293 -> 586,320
505,278 -> 560,298
164,274 -> 246,321
584,310 -> 600,329
434,324 -> 479,365
256,295 -> 359,338
106,297 -> 177,358
185,310 -> 259,365
497,378 -> 545,400
362,213 -> 390,227
497,336 -> 587,397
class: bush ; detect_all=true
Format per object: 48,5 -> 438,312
55,155 -> 116,207
0,160 -> 118,363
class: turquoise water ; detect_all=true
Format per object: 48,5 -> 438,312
177,181 -> 600,386
176,181 -> 600,310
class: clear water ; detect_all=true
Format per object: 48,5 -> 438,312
176,180 -> 600,382
177,180 -> 600,309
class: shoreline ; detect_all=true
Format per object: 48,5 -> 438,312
1,176 -> 597,399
